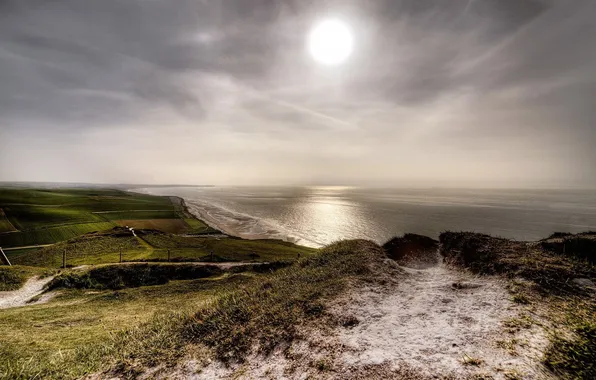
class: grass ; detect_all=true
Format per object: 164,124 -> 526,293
0,188 -> 183,248
8,233 -> 142,267
0,273 -> 254,379
0,266 -> 54,291
0,208 -> 17,233
544,322 -> 596,379
461,354 -> 483,366
0,189 -> 222,249
5,229 -> 315,268
113,219 -> 189,233
183,218 -> 215,234
0,187 -> 319,378
142,233 -> 315,261
98,210 -> 179,220
541,297 -> 596,379
511,294 -> 531,305
0,222 -> 117,248
440,231 -> 596,294
2,205 -> 105,229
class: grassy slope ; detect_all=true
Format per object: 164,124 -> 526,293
0,240 -> 382,379
0,208 -> 16,233
0,266 -> 55,291
440,231 -> 596,380
0,188 -> 319,379
7,230 -> 314,267
0,273 -> 255,379
0,222 -> 117,248
9,231 -> 144,267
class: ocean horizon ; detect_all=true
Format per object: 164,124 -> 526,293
134,186 -> 596,248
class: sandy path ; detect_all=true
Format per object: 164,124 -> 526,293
333,264 -> 553,379
0,276 -> 55,310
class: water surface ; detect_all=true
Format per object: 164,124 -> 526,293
136,187 -> 596,248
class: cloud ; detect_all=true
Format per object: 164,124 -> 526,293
0,0 -> 595,186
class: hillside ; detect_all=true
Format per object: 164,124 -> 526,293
1,231 -> 594,379
1,189 -> 594,379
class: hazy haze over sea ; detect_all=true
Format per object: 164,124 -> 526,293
137,187 -> 596,248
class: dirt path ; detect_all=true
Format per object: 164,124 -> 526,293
332,265 -> 553,379
0,276 -> 55,310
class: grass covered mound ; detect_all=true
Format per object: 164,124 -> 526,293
182,239 -> 391,363
47,263 -> 225,290
540,231 -> 596,264
439,231 -> 596,293
440,231 -> 596,380
0,266 -> 54,291
383,233 -> 439,268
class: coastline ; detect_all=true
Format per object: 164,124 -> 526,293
132,188 -> 323,248
135,189 -> 320,248
171,195 -> 225,235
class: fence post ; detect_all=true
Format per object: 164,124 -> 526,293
62,248 -> 66,269
0,247 -> 11,266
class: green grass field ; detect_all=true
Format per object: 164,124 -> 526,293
0,189 -> 208,248
0,222 -> 117,248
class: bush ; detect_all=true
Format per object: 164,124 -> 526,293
541,232 -> 596,264
383,233 -> 439,267
439,231 -> 596,293
47,264 -> 224,290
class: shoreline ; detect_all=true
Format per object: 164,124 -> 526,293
167,193 -> 322,248
172,195 -> 225,235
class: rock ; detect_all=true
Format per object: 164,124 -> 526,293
572,278 -> 596,291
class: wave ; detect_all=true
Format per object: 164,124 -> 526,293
184,199 -> 323,248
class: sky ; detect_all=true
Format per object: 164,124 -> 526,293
0,0 -> 595,187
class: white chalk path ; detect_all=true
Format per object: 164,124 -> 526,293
334,264 -> 554,379
0,276 -> 55,310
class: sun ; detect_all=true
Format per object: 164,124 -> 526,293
308,19 -> 353,66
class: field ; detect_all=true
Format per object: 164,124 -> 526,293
0,222 -> 117,248
113,219 -> 189,233
0,188 -> 216,249
6,229 -> 315,267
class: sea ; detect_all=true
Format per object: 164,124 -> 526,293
135,186 -> 596,248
